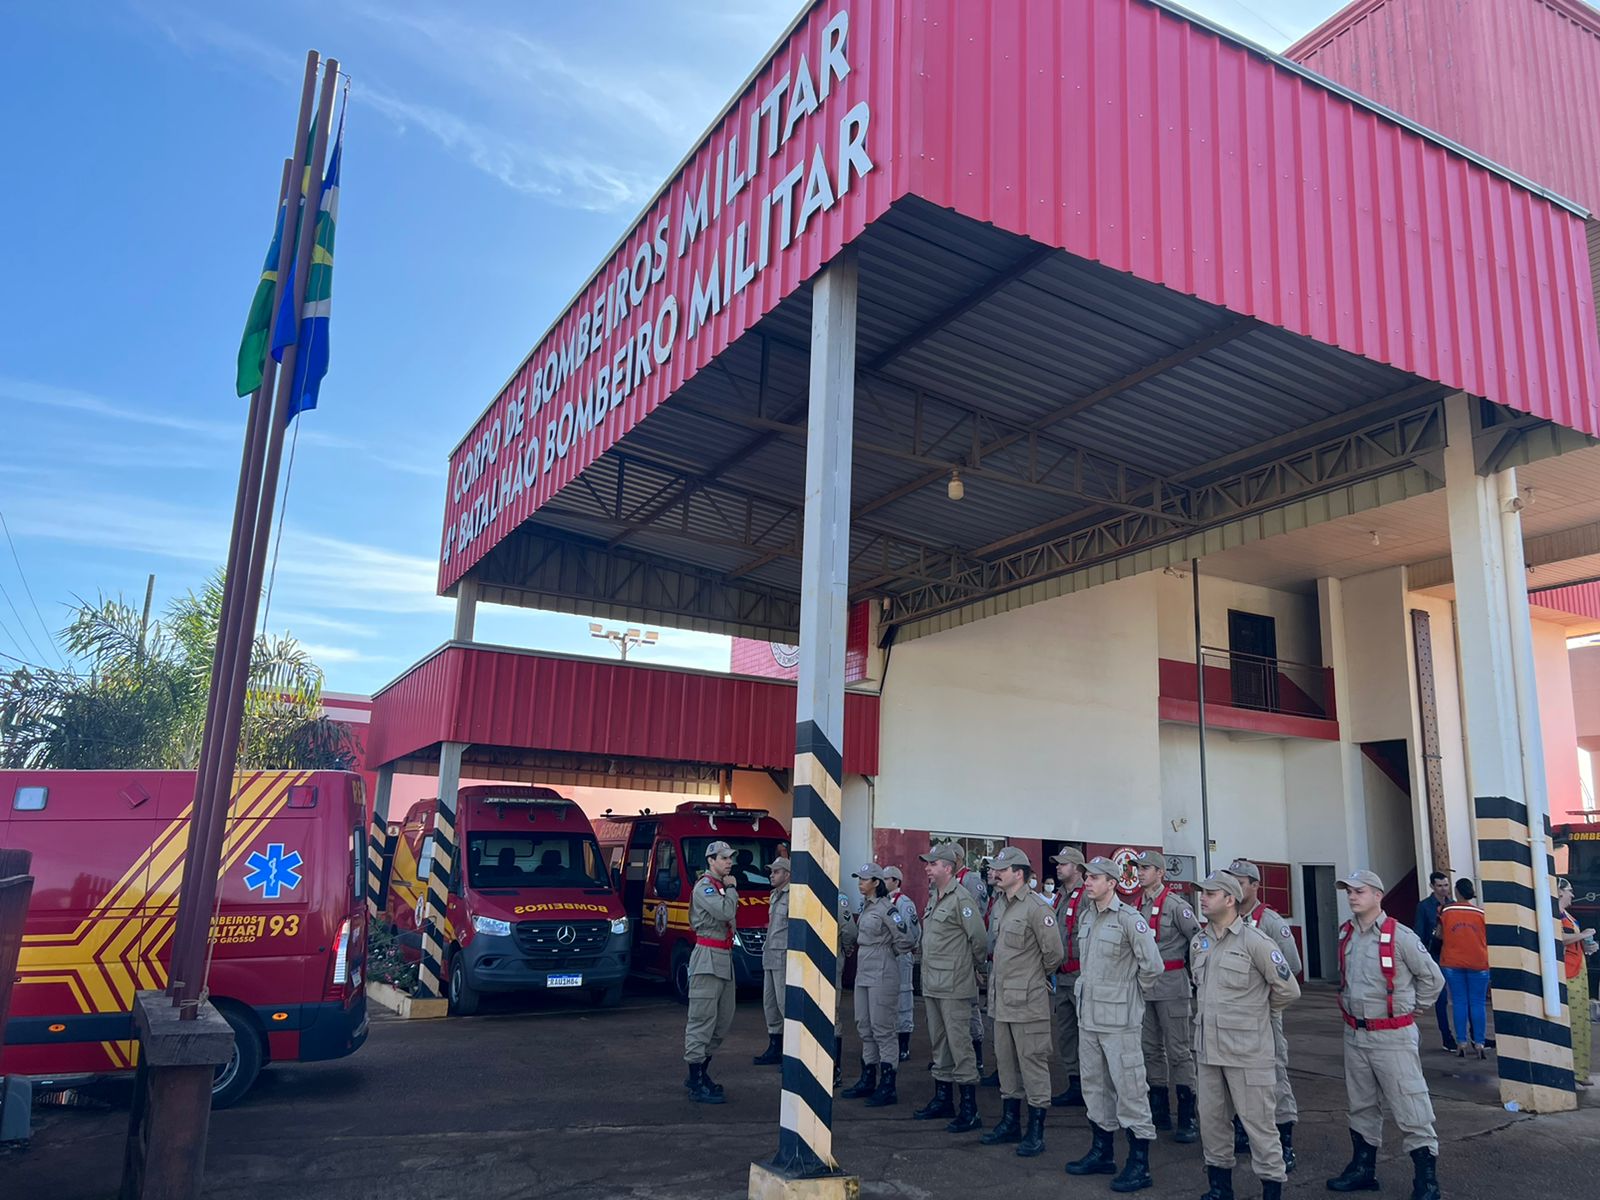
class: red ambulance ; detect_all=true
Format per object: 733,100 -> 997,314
0,769 -> 369,1107
594,801 -> 788,1002
383,786 -> 631,1015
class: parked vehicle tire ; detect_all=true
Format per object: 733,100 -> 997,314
592,982 -> 624,1008
448,949 -> 481,1016
671,946 -> 691,1005
211,1005 -> 264,1109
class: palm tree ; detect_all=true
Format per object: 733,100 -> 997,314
0,574 -> 356,772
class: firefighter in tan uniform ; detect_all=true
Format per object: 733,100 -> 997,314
885,864 -> 921,1061
753,856 -> 791,1066
683,839 -> 739,1104
951,842 -> 990,1076
1191,871 -> 1301,1200
1134,848 -> 1201,1142
1050,847 -> 1088,1108
1065,856 -> 1164,1193
912,842 -> 989,1133
1222,857 -> 1303,1169
841,863 -> 916,1106
978,846 -> 1063,1157
834,890 -> 857,1088
1326,870 -> 1445,1200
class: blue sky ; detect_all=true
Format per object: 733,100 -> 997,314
0,0 -> 1338,695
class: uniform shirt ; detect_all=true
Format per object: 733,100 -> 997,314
988,889 -> 1066,1022
1191,916 -> 1301,1069
763,881 -> 790,970
837,895 -> 858,984
1056,885 -> 1086,977
1139,883 -> 1202,1000
1244,902 -> 1302,977
689,872 -> 739,979
1075,897 -> 1164,1033
856,894 -> 916,987
921,879 -> 989,1000
956,865 -> 988,911
892,889 -> 922,964
1340,909 -> 1445,1021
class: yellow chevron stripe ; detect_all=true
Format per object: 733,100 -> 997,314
778,1090 -> 835,1170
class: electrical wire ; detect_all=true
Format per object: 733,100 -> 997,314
0,510 -> 70,670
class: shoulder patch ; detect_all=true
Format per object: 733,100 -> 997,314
1044,914 -> 1056,927
1135,919 -> 1150,935
1279,927 -> 1292,938
1270,949 -> 1286,965
1276,964 -> 1292,980
1182,907 -> 1194,921
890,911 -> 904,926
1198,935 -> 1210,951
703,886 -> 716,895
962,906 -> 974,919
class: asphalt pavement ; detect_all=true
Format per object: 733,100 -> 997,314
4,986 -> 1597,1199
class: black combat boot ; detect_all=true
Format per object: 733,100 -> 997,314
1199,1164 -> 1234,1200
981,1066 -> 1001,1087
1261,1183 -> 1283,1200
1111,1130 -> 1153,1193
1174,1085 -> 1199,1144
1149,1085 -> 1173,1131
898,1031 -> 911,1062
1016,1105 -> 1047,1157
913,1080 -> 955,1120
980,1097 -> 1022,1144
841,1061 -> 878,1099
685,1061 -> 724,1105
1051,1074 -> 1084,1107
752,1033 -> 783,1065
865,1064 -> 898,1107
1409,1147 -> 1440,1200
1326,1129 -> 1379,1192
1233,1115 -> 1250,1155
947,1083 -> 983,1133
973,1038 -> 986,1075
1277,1122 -> 1297,1174
701,1057 -> 724,1098
833,1037 -> 843,1087
1065,1124 -> 1118,1175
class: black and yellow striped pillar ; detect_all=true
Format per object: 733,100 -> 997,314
365,818 -> 397,922
415,741 -> 466,1001
764,250 -> 858,1186
1476,796 -> 1575,1107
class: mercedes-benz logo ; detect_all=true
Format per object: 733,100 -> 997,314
555,925 -> 577,945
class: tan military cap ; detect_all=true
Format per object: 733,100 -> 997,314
705,840 -> 735,860
1196,871 -> 1243,902
1050,847 -> 1086,866
852,863 -> 888,881
883,865 -> 904,883
1337,869 -> 1385,892
769,857 -> 792,873
1133,849 -> 1167,867
1084,856 -> 1121,880
920,842 -> 960,865
989,846 -> 1032,871
1223,858 -> 1260,881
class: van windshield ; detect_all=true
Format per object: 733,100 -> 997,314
684,837 -> 785,890
465,832 -> 610,889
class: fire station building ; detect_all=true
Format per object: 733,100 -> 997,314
368,0 -> 1600,1133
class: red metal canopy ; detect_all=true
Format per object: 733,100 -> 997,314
366,644 -> 880,776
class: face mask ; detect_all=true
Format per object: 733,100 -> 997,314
1028,878 -> 1038,889
1044,881 -> 1056,893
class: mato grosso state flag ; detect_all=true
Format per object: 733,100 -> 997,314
272,103 -> 343,421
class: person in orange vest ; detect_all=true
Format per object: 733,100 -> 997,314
1327,869 -> 1445,1200
1049,847 -> 1088,1108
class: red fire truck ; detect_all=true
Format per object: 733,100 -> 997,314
383,786 -> 631,1015
0,769 -> 369,1107
1554,820 -> 1600,991
594,801 -> 788,1002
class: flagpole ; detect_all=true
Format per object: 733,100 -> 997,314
170,55 -> 339,1016
167,51 -> 319,1004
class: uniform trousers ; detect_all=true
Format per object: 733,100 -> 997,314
1198,1060 -> 1287,1180
1080,1026 -> 1156,1139
1142,993 -> 1196,1088
855,982 -> 899,1065
762,966 -> 784,1035
926,995 -> 980,1083
1343,1022 -> 1438,1153
994,1017 -> 1053,1108
897,953 -> 915,1034
684,973 -> 736,1063
1271,1010 -> 1297,1123
1053,976 -> 1080,1076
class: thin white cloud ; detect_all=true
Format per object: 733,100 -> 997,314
294,640 -> 388,665
1,375 -> 236,440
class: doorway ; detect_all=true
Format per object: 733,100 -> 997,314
1301,864 -> 1339,982
1228,610 -> 1279,711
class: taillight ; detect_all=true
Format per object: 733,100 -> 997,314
332,918 -> 352,985
327,916 -> 358,1001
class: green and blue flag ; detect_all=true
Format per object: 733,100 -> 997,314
272,101 -> 344,421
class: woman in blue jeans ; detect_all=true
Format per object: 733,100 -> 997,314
1439,879 -> 1491,1057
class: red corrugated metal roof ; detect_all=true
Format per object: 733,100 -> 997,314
1531,580 -> 1600,621
367,644 -> 879,775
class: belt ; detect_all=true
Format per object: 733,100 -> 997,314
1162,959 -> 1186,972
1341,1011 -> 1414,1032
696,935 -> 732,950
1058,963 -> 1079,975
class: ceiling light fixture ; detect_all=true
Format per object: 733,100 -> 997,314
947,469 -> 965,501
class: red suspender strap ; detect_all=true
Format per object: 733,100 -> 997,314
1059,887 -> 1083,973
1338,916 -> 1411,1031
1250,902 -> 1267,926
1148,885 -> 1186,971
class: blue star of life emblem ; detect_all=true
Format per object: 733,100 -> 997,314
243,843 -> 303,899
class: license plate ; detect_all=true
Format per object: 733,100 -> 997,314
547,973 -> 583,988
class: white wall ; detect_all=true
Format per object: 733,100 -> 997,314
1154,571 -> 1320,665
1362,755 -> 1418,893
1532,621 -> 1583,821
876,574 -> 1163,843
1159,726 -> 1289,866
841,776 -> 873,884
1339,567 -> 1413,743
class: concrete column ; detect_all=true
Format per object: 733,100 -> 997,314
1442,392 -> 1574,1111
414,742 -> 466,1001
453,579 -> 479,643
760,251 -> 857,1193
